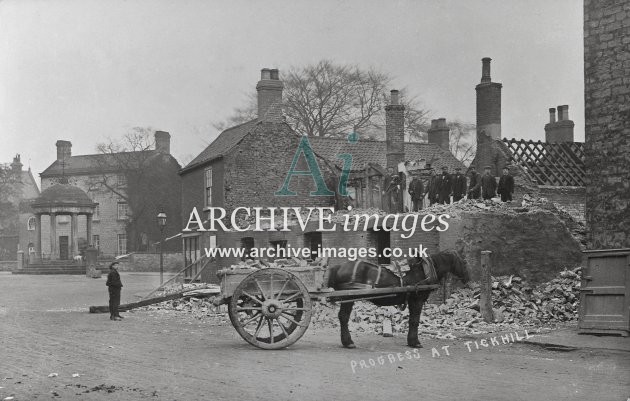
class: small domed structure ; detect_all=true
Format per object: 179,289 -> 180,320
32,183 -> 96,209
30,182 -> 97,261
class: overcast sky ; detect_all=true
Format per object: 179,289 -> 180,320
0,0 -> 584,183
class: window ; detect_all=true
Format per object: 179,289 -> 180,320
117,174 -> 127,188
269,240 -> 287,262
240,237 -> 254,261
117,202 -> 129,220
117,233 -> 127,255
204,167 -> 213,207
93,204 -> 100,221
92,235 -> 100,250
27,216 -> 36,231
303,232 -> 322,261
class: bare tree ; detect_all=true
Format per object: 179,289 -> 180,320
448,121 -> 477,166
88,127 -> 181,252
214,60 -> 430,139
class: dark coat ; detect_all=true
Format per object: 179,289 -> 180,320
468,171 -> 481,197
106,269 -> 123,288
408,178 -> 424,200
451,173 -> 467,197
481,174 -> 497,199
498,174 -> 515,195
437,172 -> 452,196
426,175 -> 439,201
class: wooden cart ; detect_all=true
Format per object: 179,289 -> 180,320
216,266 -> 438,350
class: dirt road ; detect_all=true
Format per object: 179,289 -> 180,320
1,273 -> 629,401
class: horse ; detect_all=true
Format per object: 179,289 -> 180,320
325,250 -> 470,348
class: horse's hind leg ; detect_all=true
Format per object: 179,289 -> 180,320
407,295 -> 425,348
338,302 -> 356,348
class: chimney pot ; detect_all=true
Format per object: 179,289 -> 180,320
261,68 -> 271,80
390,90 -> 400,105
549,108 -> 556,123
557,105 -> 569,121
257,68 -> 284,122
270,69 -> 279,80
481,57 -> 492,83
428,118 -> 450,151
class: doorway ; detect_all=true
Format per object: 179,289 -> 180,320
59,236 -> 69,260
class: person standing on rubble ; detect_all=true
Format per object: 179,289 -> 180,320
497,166 -> 515,202
437,166 -> 452,204
383,166 -> 402,212
425,167 -> 439,206
451,167 -> 467,202
468,165 -> 481,199
106,262 -> 124,321
408,170 -> 425,211
481,166 -> 497,200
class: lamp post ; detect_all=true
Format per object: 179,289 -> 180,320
157,211 -> 167,284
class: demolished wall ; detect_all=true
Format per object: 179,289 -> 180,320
438,202 -> 583,284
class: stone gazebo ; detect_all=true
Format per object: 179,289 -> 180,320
30,182 -> 97,261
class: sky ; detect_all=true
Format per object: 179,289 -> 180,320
0,0 -> 584,185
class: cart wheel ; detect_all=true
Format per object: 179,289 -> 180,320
228,268 -> 312,350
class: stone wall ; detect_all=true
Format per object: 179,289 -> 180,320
112,252 -> 183,272
0,260 -> 17,271
439,211 -> 583,284
583,0 -> 630,249
538,186 -> 585,222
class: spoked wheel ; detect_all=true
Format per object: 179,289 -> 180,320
228,268 -> 312,350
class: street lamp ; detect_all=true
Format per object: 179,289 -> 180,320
157,211 -> 167,284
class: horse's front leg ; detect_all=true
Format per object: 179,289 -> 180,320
407,295 -> 425,348
338,301 -> 356,348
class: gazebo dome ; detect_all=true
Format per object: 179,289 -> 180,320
32,183 -> 96,209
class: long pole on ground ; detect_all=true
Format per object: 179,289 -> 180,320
480,250 -> 494,323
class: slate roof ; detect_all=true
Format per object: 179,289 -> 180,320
181,119 -> 259,172
181,119 -> 465,174
40,151 -> 158,177
502,138 -> 585,186
308,137 -> 465,172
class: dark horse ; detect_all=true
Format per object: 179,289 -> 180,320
325,251 -> 470,348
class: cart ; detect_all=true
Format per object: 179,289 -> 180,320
216,266 -> 438,350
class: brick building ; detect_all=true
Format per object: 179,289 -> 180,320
179,68 -> 464,282
39,132 -> 182,258
0,155 -> 40,263
583,0 -> 630,249
471,59 -> 586,221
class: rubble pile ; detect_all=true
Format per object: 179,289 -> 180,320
311,266 -> 582,338
218,257 -> 325,272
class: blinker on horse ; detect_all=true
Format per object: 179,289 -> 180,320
325,250 -> 470,349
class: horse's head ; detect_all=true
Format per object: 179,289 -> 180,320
449,251 -> 471,285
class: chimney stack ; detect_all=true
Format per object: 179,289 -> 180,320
427,118 -> 450,152
56,140 -> 72,162
385,90 -> 405,169
545,105 -> 574,143
155,131 -> 171,154
475,57 -> 502,144
11,154 -> 22,173
256,68 -> 284,123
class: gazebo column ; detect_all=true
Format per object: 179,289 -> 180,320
71,213 -> 79,257
86,214 -> 93,246
50,213 -> 58,260
35,214 -> 42,260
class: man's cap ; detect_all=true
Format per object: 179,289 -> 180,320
484,165 -> 492,169
441,166 -> 448,170
109,262 -> 119,268
455,167 -> 461,171
470,165 -> 476,169
503,166 -> 509,170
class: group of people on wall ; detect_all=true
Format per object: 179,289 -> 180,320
383,164 -> 515,212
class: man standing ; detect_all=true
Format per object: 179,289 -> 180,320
468,165 -> 481,200
497,166 -> 515,202
451,167 -> 467,202
407,171 -> 424,211
481,166 -> 497,200
425,168 -> 439,206
382,166 -> 402,212
106,262 -> 123,321
437,166 -> 452,204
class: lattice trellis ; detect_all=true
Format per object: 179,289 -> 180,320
502,139 -> 585,186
